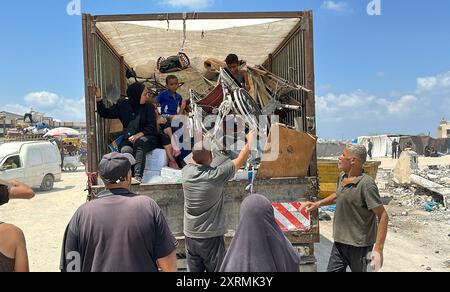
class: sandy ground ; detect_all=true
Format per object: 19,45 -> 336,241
316,155 -> 450,272
1,163 -> 449,272
315,210 -> 450,272
0,168 -> 87,272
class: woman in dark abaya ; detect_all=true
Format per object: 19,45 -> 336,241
95,82 -> 168,182
220,194 -> 300,272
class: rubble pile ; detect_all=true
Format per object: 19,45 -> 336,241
383,165 -> 450,222
416,166 -> 450,187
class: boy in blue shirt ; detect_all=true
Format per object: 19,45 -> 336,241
157,75 -> 187,117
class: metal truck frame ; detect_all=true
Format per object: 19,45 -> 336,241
82,11 -> 319,271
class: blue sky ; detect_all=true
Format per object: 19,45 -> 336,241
0,0 -> 449,139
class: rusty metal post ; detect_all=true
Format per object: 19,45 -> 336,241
82,14 -> 99,180
304,11 -> 317,179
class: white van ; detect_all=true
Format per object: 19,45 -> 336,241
0,141 -> 62,191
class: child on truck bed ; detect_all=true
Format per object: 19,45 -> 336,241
157,75 -> 187,117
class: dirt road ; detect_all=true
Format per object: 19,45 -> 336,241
0,169 -> 87,272
1,168 -> 449,272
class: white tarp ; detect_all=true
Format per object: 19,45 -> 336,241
358,135 -> 401,158
96,18 -> 300,70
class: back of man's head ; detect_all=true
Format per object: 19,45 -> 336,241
193,149 -> 212,166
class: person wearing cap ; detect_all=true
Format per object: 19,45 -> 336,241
0,181 -> 34,272
182,130 -> 256,272
60,153 -> 178,272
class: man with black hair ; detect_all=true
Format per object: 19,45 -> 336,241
225,54 -> 250,91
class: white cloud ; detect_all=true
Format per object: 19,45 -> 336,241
160,0 -> 213,9
3,104 -> 29,116
56,98 -> 85,121
24,91 -> 60,108
376,95 -> 418,114
5,91 -> 85,122
317,90 -> 381,116
416,71 -> 450,95
316,70 -> 450,138
321,1 -> 352,13
316,90 -> 421,130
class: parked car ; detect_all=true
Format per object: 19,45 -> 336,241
0,141 -> 62,191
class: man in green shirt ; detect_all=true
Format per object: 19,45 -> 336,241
301,145 -> 389,272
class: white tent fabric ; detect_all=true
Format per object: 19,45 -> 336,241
121,19 -> 285,31
96,18 -> 300,69
358,135 -> 400,158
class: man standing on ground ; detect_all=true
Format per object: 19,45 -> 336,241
182,130 -> 256,272
367,139 -> 374,160
301,145 -> 389,272
392,139 -> 399,159
61,153 -> 178,272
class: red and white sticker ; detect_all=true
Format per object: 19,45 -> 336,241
272,202 -> 311,232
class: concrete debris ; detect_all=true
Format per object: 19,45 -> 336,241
416,166 -> 450,187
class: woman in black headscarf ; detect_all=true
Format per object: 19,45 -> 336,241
96,82 -> 165,182
220,194 -> 300,272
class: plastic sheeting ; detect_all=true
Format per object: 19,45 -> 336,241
96,18 -> 300,70
358,135 -> 400,158
358,135 -> 450,157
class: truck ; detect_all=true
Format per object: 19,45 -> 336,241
82,11 -> 319,271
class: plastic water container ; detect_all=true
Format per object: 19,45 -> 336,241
142,170 -> 163,185
145,149 -> 168,171
161,167 -> 183,183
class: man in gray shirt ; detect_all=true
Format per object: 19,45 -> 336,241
182,131 -> 255,272
301,145 -> 389,272
60,153 -> 178,272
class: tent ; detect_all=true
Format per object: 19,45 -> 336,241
357,135 -> 401,158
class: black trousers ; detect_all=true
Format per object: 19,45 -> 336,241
392,148 -> 398,159
186,236 -> 226,273
120,134 -> 172,178
24,114 -> 33,123
327,242 -> 373,272
120,135 -> 159,178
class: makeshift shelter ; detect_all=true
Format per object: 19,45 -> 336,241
358,135 -> 401,158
